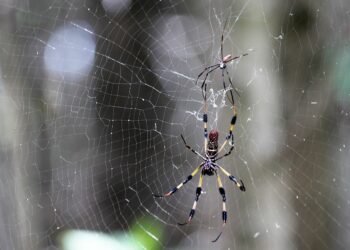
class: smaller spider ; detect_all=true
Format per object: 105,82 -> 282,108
196,19 -> 250,105
153,105 -> 246,242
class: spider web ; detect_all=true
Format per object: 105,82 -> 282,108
0,0 -> 350,249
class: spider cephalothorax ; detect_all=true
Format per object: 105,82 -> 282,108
202,159 -> 216,176
154,106 -> 246,242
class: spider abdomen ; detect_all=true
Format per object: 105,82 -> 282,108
208,129 -> 219,159
223,54 -> 232,63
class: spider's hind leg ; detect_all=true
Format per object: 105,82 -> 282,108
212,174 -> 227,242
178,173 -> 204,226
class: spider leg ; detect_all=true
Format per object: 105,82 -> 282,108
225,52 -> 249,64
181,134 -> 206,161
201,65 -> 220,102
220,19 -> 229,61
153,164 -> 202,198
212,174 -> 227,242
215,144 -> 234,162
203,102 -> 208,150
221,69 -> 235,106
217,106 -> 237,158
195,64 -> 220,86
225,68 -> 241,99
178,173 -> 204,226
216,164 -> 245,192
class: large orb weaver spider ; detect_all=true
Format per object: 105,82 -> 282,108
153,104 -> 246,242
196,19 -> 250,106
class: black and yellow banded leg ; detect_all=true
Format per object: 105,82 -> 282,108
217,175 -> 227,224
218,165 -> 246,192
217,106 -> 237,158
203,102 -> 208,150
181,134 -> 206,161
216,145 -> 235,162
228,106 -> 237,138
225,106 -> 237,142
153,165 -> 202,198
212,174 -> 227,242
178,173 -> 204,226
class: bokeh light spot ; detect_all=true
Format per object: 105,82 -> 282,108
44,21 -> 95,79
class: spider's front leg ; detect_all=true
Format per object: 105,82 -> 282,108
178,173 -> 204,226
203,102 -> 208,150
181,134 -> 206,161
153,164 -> 202,198
216,106 -> 237,161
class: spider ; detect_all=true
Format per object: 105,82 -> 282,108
153,104 -> 246,242
196,19 -> 250,106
